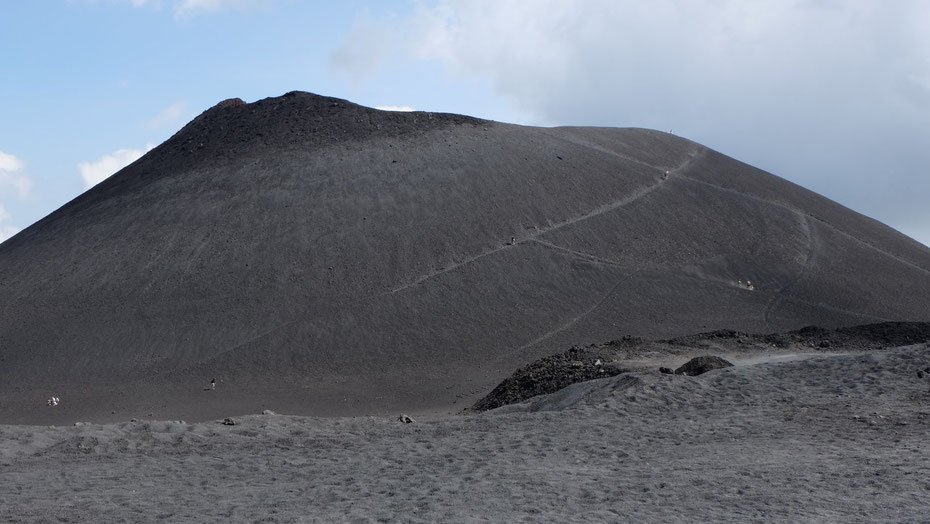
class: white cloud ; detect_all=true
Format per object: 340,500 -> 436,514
83,0 -> 163,8
0,150 -> 31,199
147,101 -> 188,129
106,0 -> 262,18
0,151 -> 25,173
173,0 -> 266,19
375,105 -> 416,112
174,0 -> 221,17
0,151 -> 31,243
78,144 -> 155,189
0,204 -> 21,243
330,13 -> 399,84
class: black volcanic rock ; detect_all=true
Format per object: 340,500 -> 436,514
674,356 -> 734,376
1,91 -> 930,423
471,345 -> 629,412
473,321 -> 930,411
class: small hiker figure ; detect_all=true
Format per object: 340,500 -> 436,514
663,170 -> 669,180
511,237 -> 516,245
211,377 -> 216,390
747,280 -> 755,291
738,279 -> 743,288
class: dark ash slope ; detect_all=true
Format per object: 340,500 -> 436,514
1,91 -> 929,424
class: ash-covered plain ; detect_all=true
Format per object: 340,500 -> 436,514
3,340 -> 929,522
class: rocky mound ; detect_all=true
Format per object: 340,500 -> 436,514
472,322 -> 930,411
674,356 -> 734,376
470,343 -> 633,412
2,91 -> 930,424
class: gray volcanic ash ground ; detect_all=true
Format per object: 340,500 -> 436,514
2,92 -> 930,521
3,343 -> 930,522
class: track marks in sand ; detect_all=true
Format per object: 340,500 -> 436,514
681,175 -> 908,325
538,128 -> 692,173
389,149 -> 706,294
191,320 -> 295,369
764,213 -> 817,326
515,271 -> 642,353
679,175 -> 930,278
760,215 -> 891,325
530,239 -> 624,267
677,174 -> 923,324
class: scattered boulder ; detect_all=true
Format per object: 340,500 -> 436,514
262,409 -> 276,415
674,355 -> 734,376
398,414 -> 414,424
222,418 -> 236,426
659,367 -> 674,374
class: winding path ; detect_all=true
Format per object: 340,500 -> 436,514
677,175 -> 930,277
763,213 -> 817,326
379,142 -> 915,354
515,271 -> 641,352
676,175 -> 918,326
529,239 -> 625,267
389,147 -> 705,294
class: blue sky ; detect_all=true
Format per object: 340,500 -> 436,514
2,1 -> 929,246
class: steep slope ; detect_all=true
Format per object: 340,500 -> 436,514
1,91 -> 929,423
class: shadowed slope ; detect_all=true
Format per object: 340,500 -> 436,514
1,91 -> 929,424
